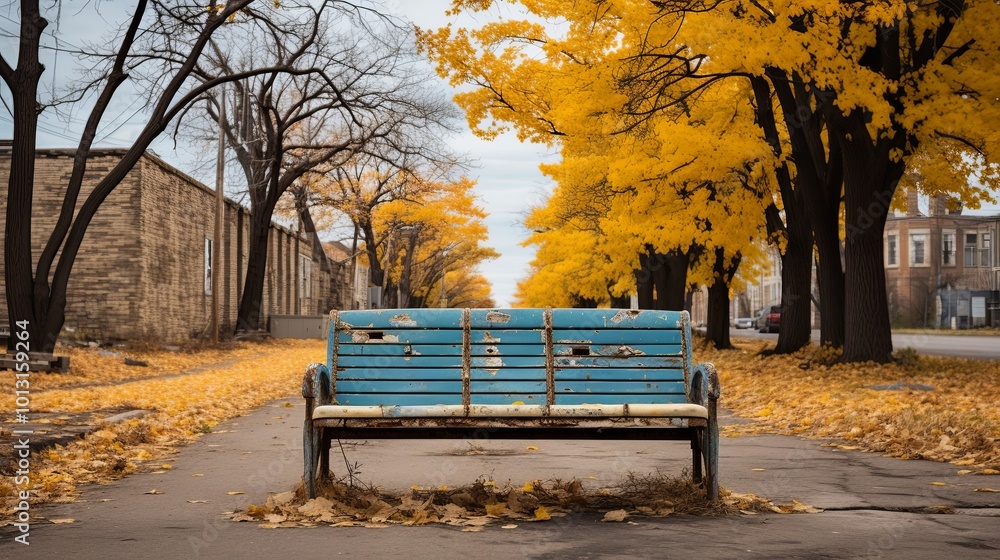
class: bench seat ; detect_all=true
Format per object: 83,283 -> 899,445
312,403 -> 709,420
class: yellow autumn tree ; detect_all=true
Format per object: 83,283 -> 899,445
424,0 -> 1000,361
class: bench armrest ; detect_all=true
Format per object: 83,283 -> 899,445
689,362 -> 720,408
302,362 -> 333,405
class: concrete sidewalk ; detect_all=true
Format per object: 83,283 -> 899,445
3,399 -> 998,559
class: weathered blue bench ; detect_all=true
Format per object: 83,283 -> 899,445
302,308 -> 720,500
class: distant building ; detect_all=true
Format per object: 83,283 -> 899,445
884,190 -> 1000,328
0,147 -> 347,342
326,240 -> 369,310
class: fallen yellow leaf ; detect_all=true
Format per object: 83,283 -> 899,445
227,491 -> 246,495
50,519 -> 75,524
602,510 -> 628,522
526,446 -> 539,451
973,488 -> 999,493
144,489 -> 164,495
522,482 -> 534,493
930,482 -> 947,486
161,464 -> 173,470
534,506 -> 551,521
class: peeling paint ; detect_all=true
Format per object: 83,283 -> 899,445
485,311 -> 512,323
389,313 -> 418,327
610,309 -> 641,324
481,331 -> 501,343
616,345 -> 644,357
483,357 -> 504,368
485,346 -> 499,355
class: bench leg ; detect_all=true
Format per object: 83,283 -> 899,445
691,432 -> 703,484
318,429 -> 331,483
703,415 -> 719,501
303,423 -> 319,499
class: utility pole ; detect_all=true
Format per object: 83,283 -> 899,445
211,88 -> 226,343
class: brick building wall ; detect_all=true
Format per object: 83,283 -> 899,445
1,148 -> 341,342
884,192 -> 999,327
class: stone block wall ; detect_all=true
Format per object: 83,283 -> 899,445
1,148 -> 339,343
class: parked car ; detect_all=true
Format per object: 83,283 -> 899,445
733,316 -> 755,329
755,305 -> 781,333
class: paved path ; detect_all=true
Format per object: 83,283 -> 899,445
3,401 -> 998,559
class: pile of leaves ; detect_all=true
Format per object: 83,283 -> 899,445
704,340 -> 1000,473
231,472 -> 815,529
0,340 -> 325,515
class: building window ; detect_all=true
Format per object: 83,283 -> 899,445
982,233 -> 993,268
909,232 -> 927,266
300,255 -> 312,299
965,233 -> 978,266
942,231 -> 956,266
204,238 -> 213,295
887,234 -> 898,266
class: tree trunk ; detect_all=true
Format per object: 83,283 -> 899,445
774,197 -> 814,354
750,75 -> 814,354
635,251 -> 655,309
609,293 -> 631,308
833,107 -> 901,363
840,167 -> 896,362
4,4 -> 46,350
662,251 -> 689,311
571,296 -> 599,308
649,248 -> 688,311
705,248 -> 739,350
813,224 -> 845,347
236,209 -> 273,331
766,69 -> 846,348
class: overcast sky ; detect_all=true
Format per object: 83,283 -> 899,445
377,1 -> 561,308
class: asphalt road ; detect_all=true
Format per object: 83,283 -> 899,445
731,327 -> 1000,360
3,399 -> 998,559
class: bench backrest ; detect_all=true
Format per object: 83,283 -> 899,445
328,308 -> 693,407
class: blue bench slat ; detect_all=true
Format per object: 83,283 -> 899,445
471,368 -> 546,381
338,355 -> 464,368
554,393 -> 689,405
469,356 -> 685,369
553,344 -> 683,357
470,393 -> 546,405
472,344 -> 546,357
470,381 -> 547,393
337,380 -> 464,393
472,356 -> 546,368
337,394 -> 464,406
336,344 -> 463,356
469,308 -> 546,329
552,356 -> 684,368
554,381 -> 686,394
469,329 -> 546,344
551,309 -> 685,329
338,309 -> 465,329
551,330 -> 682,346
337,368 -> 462,381
553,369 -> 685,382
338,330 -> 468,344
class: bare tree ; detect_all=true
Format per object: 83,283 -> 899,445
166,1 -> 459,329
1,1 -> 263,352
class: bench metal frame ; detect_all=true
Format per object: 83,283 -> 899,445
303,309 -> 720,500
